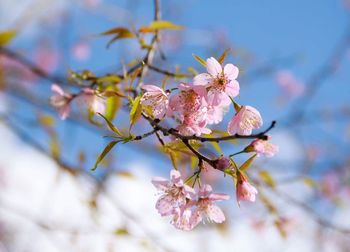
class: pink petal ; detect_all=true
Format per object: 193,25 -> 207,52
58,105 -> 70,120
193,73 -> 213,86
198,184 -> 212,198
225,80 -> 240,98
141,84 -> 163,93
51,84 -> 64,96
206,57 -> 222,76
224,64 -> 239,80
209,193 -> 230,202
170,169 -> 183,186
206,204 -> 226,223
227,114 -> 240,135
151,177 -> 170,191
156,196 -> 174,216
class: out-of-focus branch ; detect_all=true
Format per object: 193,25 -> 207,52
286,25 -> 350,125
0,47 -> 68,86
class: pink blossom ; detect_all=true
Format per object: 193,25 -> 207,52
72,41 -> 91,61
81,88 -> 106,114
152,169 -> 195,216
171,207 -> 196,231
169,83 -> 211,136
227,105 -> 263,135
236,174 -> 258,204
191,184 -> 229,225
251,137 -> 279,157
34,44 -> 59,74
50,84 -> 72,120
204,92 -> 229,124
176,108 -> 211,136
276,70 -> 304,97
140,85 -> 169,119
193,57 -> 240,106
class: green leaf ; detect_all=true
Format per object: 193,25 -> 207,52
240,154 -> 257,172
106,30 -> 135,48
98,113 -> 122,136
0,30 -> 16,46
303,177 -> 316,188
259,170 -> 276,189
192,54 -> 206,67
101,27 -> 131,36
218,48 -> 231,64
129,95 -> 142,130
228,96 -> 241,113
104,86 -> 121,121
139,20 -> 183,33
91,141 -> 119,171
210,141 -> 223,154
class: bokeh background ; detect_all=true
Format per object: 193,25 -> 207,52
0,0 -> 350,251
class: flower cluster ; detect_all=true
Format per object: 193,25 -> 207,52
152,169 -> 229,231
141,57 -> 263,137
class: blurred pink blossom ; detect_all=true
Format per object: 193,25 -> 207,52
50,84 -> 72,120
191,184 -> 229,225
72,41 -> 91,61
251,136 -> 279,157
152,169 -> 195,216
275,70 -> 304,97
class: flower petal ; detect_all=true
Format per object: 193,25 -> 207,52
193,73 -> 213,86
151,177 -> 170,191
206,204 -> 226,223
206,57 -> 222,76
224,64 -> 239,80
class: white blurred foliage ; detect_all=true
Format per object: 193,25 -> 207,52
0,121 -> 349,252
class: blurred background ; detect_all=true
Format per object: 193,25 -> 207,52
0,0 -> 350,251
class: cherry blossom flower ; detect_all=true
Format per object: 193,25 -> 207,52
191,184 -> 229,226
81,88 -> 106,114
236,174 -> 258,204
176,108 -> 211,136
251,136 -> 279,157
72,41 -> 91,61
205,93 -> 229,125
140,84 -> 169,120
227,105 -> 263,135
171,206 -> 196,231
193,57 -> 240,106
152,169 -> 196,216
50,84 -> 72,120
169,83 -> 211,136
276,70 -> 304,97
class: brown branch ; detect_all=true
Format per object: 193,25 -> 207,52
0,46 -> 68,86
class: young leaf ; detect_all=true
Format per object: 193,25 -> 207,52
259,170 -> 276,189
106,31 -> 135,48
104,86 -> 121,121
129,95 -> 142,130
139,20 -> 183,33
192,54 -> 206,67
210,141 -> 223,154
100,27 -> 131,36
0,30 -> 16,46
239,154 -> 257,172
218,48 -> 231,64
98,113 -> 122,136
91,141 -> 119,171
